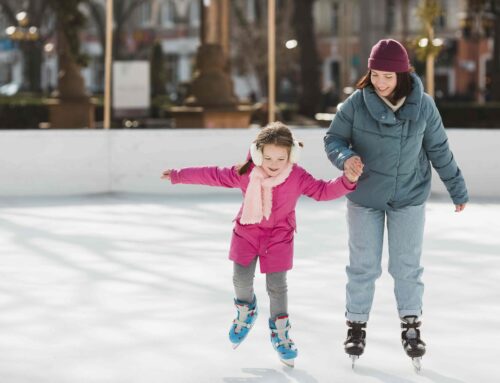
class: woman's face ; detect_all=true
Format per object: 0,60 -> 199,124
261,144 -> 289,177
370,70 -> 397,98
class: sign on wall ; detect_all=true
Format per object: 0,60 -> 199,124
113,61 -> 150,118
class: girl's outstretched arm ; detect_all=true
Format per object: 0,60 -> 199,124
162,166 -> 242,189
300,169 -> 356,201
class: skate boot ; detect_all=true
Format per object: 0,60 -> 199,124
269,314 -> 298,367
228,296 -> 258,349
401,315 -> 426,372
344,321 -> 366,368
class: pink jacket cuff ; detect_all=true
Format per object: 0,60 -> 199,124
170,169 -> 180,184
341,174 -> 357,190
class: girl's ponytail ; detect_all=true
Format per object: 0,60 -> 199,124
238,159 -> 253,175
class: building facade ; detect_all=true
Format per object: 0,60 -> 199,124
0,0 -> 496,104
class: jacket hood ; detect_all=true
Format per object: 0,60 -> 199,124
362,72 -> 424,124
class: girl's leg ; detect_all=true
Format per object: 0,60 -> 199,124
387,204 -> 426,318
346,200 -> 385,322
266,271 -> 297,366
233,258 -> 257,303
229,258 -> 259,348
266,271 -> 288,319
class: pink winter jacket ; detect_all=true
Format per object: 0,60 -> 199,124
170,164 -> 356,273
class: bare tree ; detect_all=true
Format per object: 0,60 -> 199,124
292,0 -> 321,117
231,0 -> 296,100
83,0 -> 149,60
414,0 -> 442,98
112,0 -> 149,59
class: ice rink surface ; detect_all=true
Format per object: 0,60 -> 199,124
0,193 -> 499,383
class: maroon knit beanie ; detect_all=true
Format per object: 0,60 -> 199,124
368,39 -> 410,72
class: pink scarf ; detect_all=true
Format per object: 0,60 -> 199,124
240,164 -> 293,225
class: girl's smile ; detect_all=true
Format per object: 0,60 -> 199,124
261,144 -> 290,177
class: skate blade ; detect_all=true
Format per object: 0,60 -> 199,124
412,357 -> 422,372
232,342 -> 241,349
280,358 -> 295,368
350,355 -> 359,369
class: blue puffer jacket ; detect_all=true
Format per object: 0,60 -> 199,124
324,73 -> 468,210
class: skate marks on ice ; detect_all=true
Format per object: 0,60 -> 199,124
418,369 -> 468,383
223,368 -> 286,383
353,365 -> 468,383
352,366 -> 416,383
223,367 -> 318,383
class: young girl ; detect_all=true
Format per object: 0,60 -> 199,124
162,122 -> 361,367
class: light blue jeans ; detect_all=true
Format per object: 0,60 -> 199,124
345,200 -> 426,322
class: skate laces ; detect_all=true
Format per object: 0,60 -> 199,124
233,303 -> 256,333
347,321 -> 366,341
401,316 -> 426,347
272,326 -> 294,347
271,317 -> 294,348
401,316 -> 421,340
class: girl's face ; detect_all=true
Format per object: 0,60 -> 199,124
261,144 -> 289,177
370,70 -> 397,98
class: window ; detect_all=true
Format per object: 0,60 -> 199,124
161,1 -> 175,28
331,2 -> 339,36
385,0 -> 396,34
189,1 -> 200,27
138,2 -> 152,27
435,0 -> 447,31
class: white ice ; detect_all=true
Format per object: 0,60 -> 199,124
0,193 -> 498,383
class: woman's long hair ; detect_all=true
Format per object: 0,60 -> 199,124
356,67 -> 415,104
238,121 -> 303,175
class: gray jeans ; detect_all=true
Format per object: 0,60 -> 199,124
233,258 -> 288,319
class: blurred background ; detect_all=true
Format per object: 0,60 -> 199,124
0,0 -> 499,130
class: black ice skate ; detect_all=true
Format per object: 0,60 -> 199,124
344,321 -> 366,368
401,316 -> 426,372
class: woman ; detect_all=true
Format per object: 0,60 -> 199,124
324,39 -> 468,369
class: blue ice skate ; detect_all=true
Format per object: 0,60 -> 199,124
229,297 -> 258,349
269,314 -> 298,367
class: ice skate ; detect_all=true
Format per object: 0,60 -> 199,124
344,321 -> 366,368
228,297 -> 258,349
401,315 -> 426,372
269,315 -> 298,367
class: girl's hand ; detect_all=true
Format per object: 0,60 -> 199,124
344,169 -> 359,183
455,203 -> 466,213
161,169 -> 173,180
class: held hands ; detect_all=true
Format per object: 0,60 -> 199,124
343,156 -> 364,183
161,169 -> 173,180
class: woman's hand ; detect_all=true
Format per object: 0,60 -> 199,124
455,203 -> 466,213
344,156 -> 364,182
161,169 -> 173,180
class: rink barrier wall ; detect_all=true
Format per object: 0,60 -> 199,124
0,128 -> 497,199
